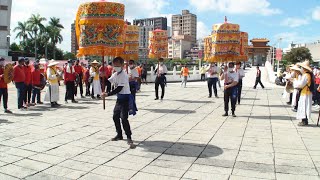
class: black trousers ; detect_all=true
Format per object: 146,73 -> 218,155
85,83 -> 91,96
15,82 -> 25,109
254,78 -> 264,88
65,81 -> 75,101
0,88 -> 8,110
129,82 -> 137,100
201,74 -> 206,81
31,87 -> 41,103
224,86 -> 237,113
289,93 -> 293,103
155,79 -> 165,99
113,99 -> 132,138
24,84 -> 32,104
75,75 -> 83,96
237,79 -> 243,103
294,91 -> 301,110
207,78 -> 218,97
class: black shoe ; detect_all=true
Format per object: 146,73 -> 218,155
208,96 -> 212,98
161,97 -> 163,100
127,138 -> 136,149
215,96 -> 219,98
232,113 -> 236,117
253,87 -> 256,89
4,109 -> 12,114
287,102 -> 292,105
65,101 -> 68,104
37,102 -> 43,104
72,100 -> 78,103
111,136 -> 123,141
154,98 -> 159,100
54,102 -> 61,106
238,102 -> 240,105
81,95 -> 85,98
292,108 -> 297,112
298,121 -> 308,126
222,112 -> 228,116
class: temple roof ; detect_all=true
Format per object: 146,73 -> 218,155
250,38 -> 269,43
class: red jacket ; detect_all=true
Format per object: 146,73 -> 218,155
74,65 -> 83,76
64,66 -> 76,82
31,69 -> 41,86
0,68 -> 7,89
13,65 -> 26,83
24,65 -> 32,85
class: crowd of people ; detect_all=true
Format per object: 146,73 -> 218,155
283,60 -> 316,126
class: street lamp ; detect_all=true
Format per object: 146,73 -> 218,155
6,34 -> 10,56
33,26 -> 39,59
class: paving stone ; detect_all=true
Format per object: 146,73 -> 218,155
14,159 -> 52,171
92,166 -> 137,179
276,173 -> 320,180
131,172 -> 180,180
28,153 -> 66,164
0,164 -> 38,179
183,171 -> 229,180
141,165 -> 186,177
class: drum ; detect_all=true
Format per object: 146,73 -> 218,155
4,63 -> 13,84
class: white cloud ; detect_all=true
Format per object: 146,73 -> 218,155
281,17 -> 309,28
197,21 -> 211,39
10,0 -> 170,52
312,6 -> 320,21
189,0 -> 281,16
274,32 -> 320,46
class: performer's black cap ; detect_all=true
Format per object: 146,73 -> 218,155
0,57 -> 4,61
18,58 -> 25,62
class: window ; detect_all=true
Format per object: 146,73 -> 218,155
0,5 -> 8,10
0,26 -> 8,31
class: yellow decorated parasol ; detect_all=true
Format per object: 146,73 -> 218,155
75,1 -> 126,109
122,24 -> 139,61
148,29 -> 168,59
237,31 -> 249,62
204,35 -> 212,61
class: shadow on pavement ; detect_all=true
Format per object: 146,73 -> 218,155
140,108 -> 196,114
171,99 -> 212,104
12,113 -> 43,117
139,140 -> 223,157
241,97 -> 260,100
0,119 -> 13,124
240,115 -> 292,120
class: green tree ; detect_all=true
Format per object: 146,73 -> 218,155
283,47 -> 313,65
9,43 -> 21,51
13,21 -> 29,44
63,52 -> 76,60
27,14 -> 47,59
48,17 -> 64,60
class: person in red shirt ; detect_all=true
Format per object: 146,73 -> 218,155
99,62 -> 111,93
74,60 -> 84,98
13,58 -> 26,110
31,62 -> 43,105
24,58 -> 32,106
0,57 -> 12,113
64,60 -> 78,103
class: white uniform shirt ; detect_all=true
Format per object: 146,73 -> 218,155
235,68 -> 245,80
127,68 -> 139,79
207,66 -> 219,78
108,71 -> 131,95
224,71 -> 239,84
155,64 -> 168,74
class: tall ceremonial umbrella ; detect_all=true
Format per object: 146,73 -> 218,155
122,24 -> 139,71
75,1 -> 125,109
204,35 -> 212,61
148,29 -> 168,75
209,17 -> 241,63
237,31 -> 249,63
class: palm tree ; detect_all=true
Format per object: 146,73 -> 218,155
39,26 -> 51,59
48,17 -> 64,59
27,14 -> 47,59
47,26 -> 63,59
13,21 -> 29,51
48,17 -> 64,29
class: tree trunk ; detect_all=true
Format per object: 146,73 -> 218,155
45,43 -> 48,59
53,43 -> 56,60
34,36 -> 37,59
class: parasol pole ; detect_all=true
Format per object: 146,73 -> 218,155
102,53 -> 106,110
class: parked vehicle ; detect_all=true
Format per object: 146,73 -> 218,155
245,62 -> 252,68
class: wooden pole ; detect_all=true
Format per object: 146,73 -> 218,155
102,54 -> 106,110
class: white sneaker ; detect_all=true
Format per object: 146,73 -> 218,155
313,105 -> 319,109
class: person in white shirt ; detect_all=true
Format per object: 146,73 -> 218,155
235,62 -> 245,104
126,60 -> 139,100
102,57 -> 134,148
154,58 -> 168,100
206,63 -> 219,98
220,62 -> 239,117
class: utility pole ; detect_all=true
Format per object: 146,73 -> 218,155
277,38 -> 282,74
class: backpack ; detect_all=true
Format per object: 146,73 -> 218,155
306,72 -> 315,92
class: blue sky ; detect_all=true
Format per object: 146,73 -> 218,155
11,0 -> 320,51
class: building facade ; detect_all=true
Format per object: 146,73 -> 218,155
284,41 -> 320,63
0,0 -> 12,56
248,38 -> 270,66
168,30 -> 193,59
172,10 -> 197,44
71,22 -> 79,55
133,17 -> 167,60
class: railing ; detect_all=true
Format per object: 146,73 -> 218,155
146,66 -> 201,82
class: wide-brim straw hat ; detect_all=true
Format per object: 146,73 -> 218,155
48,60 -> 59,67
290,65 -> 301,71
91,60 -> 99,64
297,60 -> 312,72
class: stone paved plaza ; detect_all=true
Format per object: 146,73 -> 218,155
0,67 -> 320,180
